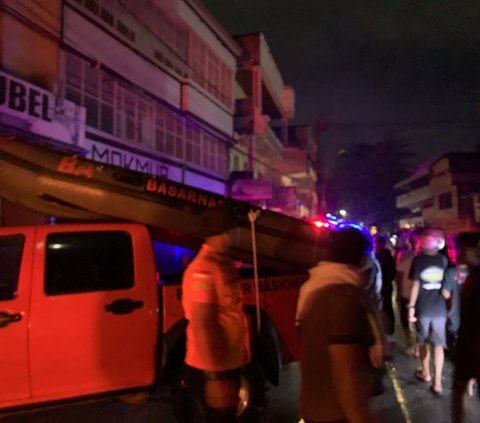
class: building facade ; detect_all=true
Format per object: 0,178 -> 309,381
1,1 -> 317,227
395,152 -> 480,233
0,0 -> 245,226
231,32 -> 317,218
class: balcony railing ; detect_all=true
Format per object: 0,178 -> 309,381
396,185 -> 432,209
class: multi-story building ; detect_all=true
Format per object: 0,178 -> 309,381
395,152 -> 480,233
230,32 -> 317,218
1,0 -> 242,225
394,167 -> 432,228
1,1 -> 318,227
272,125 -> 318,217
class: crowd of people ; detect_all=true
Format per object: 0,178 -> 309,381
297,225 -> 480,423
175,222 -> 480,423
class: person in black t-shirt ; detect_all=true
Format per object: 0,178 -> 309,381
451,232 -> 480,423
441,235 -> 469,351
408,227 -> 448,395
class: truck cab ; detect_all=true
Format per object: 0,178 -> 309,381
0,221 -> 306,420
0,223 -> 159,409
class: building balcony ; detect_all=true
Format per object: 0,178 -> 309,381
234,99 -> 269,135
234,33 -> 294,120
396,185 -> 432,209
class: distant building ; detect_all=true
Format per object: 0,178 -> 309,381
395,152 -> 480,233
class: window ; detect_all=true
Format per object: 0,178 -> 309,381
175,115 -> 184,159
138,98 -> 154,147
0,235 -> 24,301
185,124 -> 194,162
84,65 -> 100,127
45,231 -> 134,295
188,34 -> 233,107
233,155 -> 240,172
438,192 -> 453,210
117,20 -> 135,42
65,53 -> 230,176
155,103 -> 166,151
100,71 -> 114,133
85,0 -> 99,14
165,108 -> 176,156
100,7 -> 114,26
124,91 -> 136,141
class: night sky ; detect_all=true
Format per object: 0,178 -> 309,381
203,0 -> 480,166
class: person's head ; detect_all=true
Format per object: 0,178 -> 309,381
418,226 -> 445,255
330,226 -> 372,267
205,230 -> 233,253
454,232 -> 480,268
373,235 -> 387,252
409,228 -> 422,253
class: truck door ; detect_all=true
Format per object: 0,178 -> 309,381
0,227 -> 35,406
28,225 -> 158,401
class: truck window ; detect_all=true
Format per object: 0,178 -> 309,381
45,231 -> 134,295
0,235 -> 25,301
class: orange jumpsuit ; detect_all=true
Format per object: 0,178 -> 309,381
182,243 -> 250,371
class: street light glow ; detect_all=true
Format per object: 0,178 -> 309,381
339,209 -> 347,217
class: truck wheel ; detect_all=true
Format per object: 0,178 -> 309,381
237,362 -> 268,423
171,363 -> 267,423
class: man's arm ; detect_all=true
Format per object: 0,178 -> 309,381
373,259 -> 383,309
442,287 -> 452,299
328,344 -> 379,423
408,280 -> 420,321
442,270 -> 454,299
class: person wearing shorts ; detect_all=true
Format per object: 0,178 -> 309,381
408,227 -> 448,395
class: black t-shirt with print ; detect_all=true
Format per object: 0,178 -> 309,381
409,253 -> 448,318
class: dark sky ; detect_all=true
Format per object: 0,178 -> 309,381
203,0 -> 480,166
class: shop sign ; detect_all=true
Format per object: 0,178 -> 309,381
84,139 -> 181,180
0,70 -> 85,145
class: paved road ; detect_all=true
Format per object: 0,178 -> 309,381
2,315 -> 480,423
1,348 -> 479,423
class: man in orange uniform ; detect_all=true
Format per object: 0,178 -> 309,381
181,230 -> 250,422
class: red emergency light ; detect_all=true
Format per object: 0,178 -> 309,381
312,220 -> 329,229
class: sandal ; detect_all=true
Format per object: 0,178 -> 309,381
429,386 -> 444,397
415,370 -> 432,383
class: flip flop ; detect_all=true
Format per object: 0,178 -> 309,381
429,386 -> 444,397
415,370 -> 432,383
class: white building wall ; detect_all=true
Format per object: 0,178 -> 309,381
177,1 -> 237,71
182,85 -> 233,135
259,35 -> 284,112
61,0 -> 241,196
63,8 -> 181,109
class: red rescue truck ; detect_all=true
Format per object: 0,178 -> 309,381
0,222 -> 306,421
